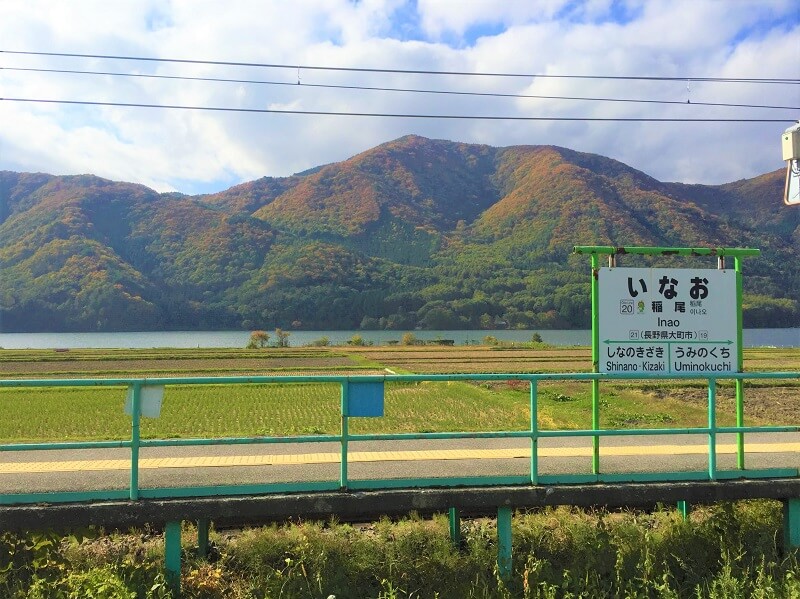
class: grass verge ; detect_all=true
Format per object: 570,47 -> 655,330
1,501 -> 797,598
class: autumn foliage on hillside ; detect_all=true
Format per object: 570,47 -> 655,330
1,136 -> 797,332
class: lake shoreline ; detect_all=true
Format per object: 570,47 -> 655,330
1,328 -> 799,349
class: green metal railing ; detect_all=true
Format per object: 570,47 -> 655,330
1,371 -> 799,506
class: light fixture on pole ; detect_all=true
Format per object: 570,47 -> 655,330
782,121 -> 800,205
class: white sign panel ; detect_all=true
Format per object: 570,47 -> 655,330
598,267 -> 737,374
124,385 -> 164,418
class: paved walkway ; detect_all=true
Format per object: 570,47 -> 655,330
3,440 -> 799,474
2,433 -> 798,495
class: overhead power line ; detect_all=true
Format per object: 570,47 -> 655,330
4,66 -> 798,111
2,50 -> 798,84
1,97 -> 795,122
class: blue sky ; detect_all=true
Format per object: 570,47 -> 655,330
0,0 -> 797,194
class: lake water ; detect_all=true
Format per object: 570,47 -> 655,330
0,328 -> 798,349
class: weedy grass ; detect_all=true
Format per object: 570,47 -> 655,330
1,501 -> 797,598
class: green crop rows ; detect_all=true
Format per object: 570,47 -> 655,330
0,379 -> 760,443
1,347 -> 797,442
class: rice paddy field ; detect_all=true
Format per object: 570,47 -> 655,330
0,345 -> 798,443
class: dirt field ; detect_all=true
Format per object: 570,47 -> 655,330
2,345 -> 798,377
0,348 -> 380,378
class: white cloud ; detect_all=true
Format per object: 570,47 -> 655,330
0,0 -> 797,193
416,0 -> 570,38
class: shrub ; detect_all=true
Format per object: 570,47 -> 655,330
400,332 -> 417,346
347,335 -> 365,346
246,331 -> 269,349
274,328 -> 290,348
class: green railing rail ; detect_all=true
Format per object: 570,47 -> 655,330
1,371 -> 799,506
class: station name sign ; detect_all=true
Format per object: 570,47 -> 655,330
598,267 -> 737,374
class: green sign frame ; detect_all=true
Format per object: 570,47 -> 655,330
573,246 -> 761,473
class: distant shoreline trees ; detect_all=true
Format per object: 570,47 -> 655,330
246,328 -> 291,348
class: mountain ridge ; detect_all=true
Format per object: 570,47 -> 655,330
1,135 -> 797,332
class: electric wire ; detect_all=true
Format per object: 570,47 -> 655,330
1,97 -> 795,122
2,50 -> 798,84
3,66 -> 798,111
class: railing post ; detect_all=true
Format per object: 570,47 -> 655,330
197,518 -> 210,558
164,520 -> 182,596
734,256 -> 745,470
129,382 -> 142,501
735,378 -> 745,469
591,378 -> 600,474
340,381 -> 349,490
708,379 -> 717,480
784,498 -> 800,550
530,380 -> 539,485
497,506 -> 513,582
449,507 -> 461,548
590,253 -> 601,474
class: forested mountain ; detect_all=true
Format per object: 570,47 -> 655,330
1,135 -> 797,332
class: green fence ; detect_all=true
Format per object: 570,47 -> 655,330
1,371 -> 799,506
